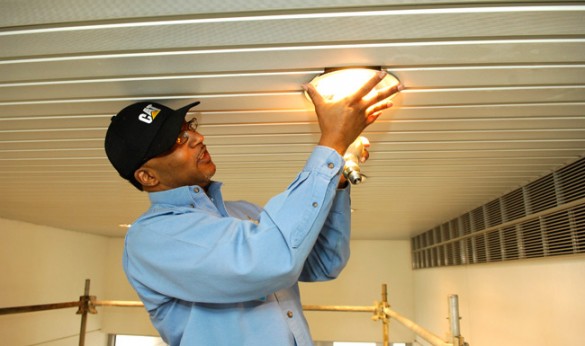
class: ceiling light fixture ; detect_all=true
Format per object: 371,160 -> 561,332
305,67 -> 401,185
306,66 -> 400,102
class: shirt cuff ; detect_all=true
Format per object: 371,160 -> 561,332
304,145 -> 344,179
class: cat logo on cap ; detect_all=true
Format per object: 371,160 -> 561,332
138,104 -> 161,124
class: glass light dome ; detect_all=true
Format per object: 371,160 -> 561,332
308,67 -> 400,102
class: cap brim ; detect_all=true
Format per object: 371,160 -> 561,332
145,101 -> 201,159
177,101 -> 201,116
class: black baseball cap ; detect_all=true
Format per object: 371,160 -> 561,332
105,101 -> 200,190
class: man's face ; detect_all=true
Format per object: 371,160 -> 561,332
140,121 -> 216,190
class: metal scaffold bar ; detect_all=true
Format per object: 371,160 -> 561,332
383,307 -> 451,346
93,300 -> 146,308
0,280 -> 467,346
0,301 -> 79,315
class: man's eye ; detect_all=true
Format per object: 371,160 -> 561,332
176,132 -> 188,145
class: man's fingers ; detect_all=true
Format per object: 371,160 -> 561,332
350,70 -> 389,102
365,111 -> 382,126
369,83 -> 402,106
366,100 -> 394,118
303,83 -> 324,107
360,148 -> 370,163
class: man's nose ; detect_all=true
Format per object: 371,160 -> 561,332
188,131 -> 204,147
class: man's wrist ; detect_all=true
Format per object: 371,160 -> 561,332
318,137 -> 347,156
337,176 -> 349,189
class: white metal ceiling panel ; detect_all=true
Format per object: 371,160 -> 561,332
2,65 -> 585,103
0,1 -> 583,239
2,40 -> 584,82
9,0 -> 539,27
3,6 -> 584,59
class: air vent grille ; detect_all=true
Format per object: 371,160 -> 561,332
521,219 -> 544,258
526,175 -> 557,213
557,158 -> 585,204
412,156 -> 585,269
502,189 -> 526,222
486,199 -> 503,227
501,226 -> 521,260
487,230 -> 503,261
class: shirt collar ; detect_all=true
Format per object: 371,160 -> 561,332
148,181 -> 223,207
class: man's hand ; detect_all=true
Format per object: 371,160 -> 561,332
304,70 -> 402,156
337,142 -> 370,189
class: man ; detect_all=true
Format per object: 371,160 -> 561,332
105,71 -> 402,346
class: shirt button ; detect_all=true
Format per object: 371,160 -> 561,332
287,311 -> 293,318
327,162 -> 335,169
194,187 -> 200,193
312,202 -> 318,208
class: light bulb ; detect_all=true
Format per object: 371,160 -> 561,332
307,67 -> 399,102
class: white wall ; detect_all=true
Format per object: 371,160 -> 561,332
101,238 -> 158,336
0,217 -> 414,344
6,214 -> 584,346
0,218 -> 109,346
301,240 -> 415,344
413,254 -> 585,346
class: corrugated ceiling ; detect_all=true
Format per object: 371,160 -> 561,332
1,0 -> 584,238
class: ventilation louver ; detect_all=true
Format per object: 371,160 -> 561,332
412,156 -> 585,269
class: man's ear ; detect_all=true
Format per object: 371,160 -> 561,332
134,167 -> 159,188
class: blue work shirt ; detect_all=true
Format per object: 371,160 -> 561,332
123,146 -> 352,346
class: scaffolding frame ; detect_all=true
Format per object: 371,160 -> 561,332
0,280 -> 467,346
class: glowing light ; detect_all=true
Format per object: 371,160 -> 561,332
308,67 -> 399,102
